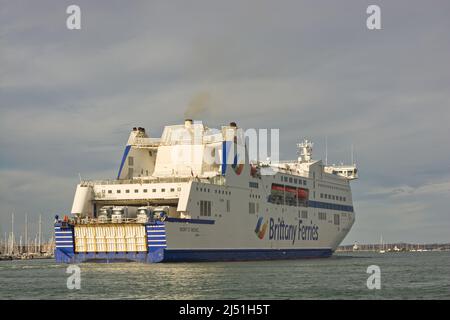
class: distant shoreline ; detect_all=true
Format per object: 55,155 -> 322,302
338,242 -> 450,252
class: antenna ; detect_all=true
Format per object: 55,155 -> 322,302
78,173 -> 82,183
351,144 -> 354,165
325,136 -> 328,166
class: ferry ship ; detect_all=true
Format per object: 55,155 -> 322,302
54,119 -> 358,263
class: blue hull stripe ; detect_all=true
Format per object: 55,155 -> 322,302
165,217 -> 215,225
308,200 -> 354,212
55,248 -> 332,263
163,248 -> 332,262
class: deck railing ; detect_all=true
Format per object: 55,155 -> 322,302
80,175 -> 226,187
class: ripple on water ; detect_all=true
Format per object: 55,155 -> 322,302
0,252 -> 449,299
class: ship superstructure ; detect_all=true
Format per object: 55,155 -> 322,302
55,120 -> 357,263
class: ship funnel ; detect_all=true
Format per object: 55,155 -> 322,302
184,119 -> 193,129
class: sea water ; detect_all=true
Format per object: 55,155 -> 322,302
0,251 -> 449,299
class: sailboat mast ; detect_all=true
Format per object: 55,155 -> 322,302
11,212 -> 14,254
25,213 -> 28,254
38,214 -> 42,253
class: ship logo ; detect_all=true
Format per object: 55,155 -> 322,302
254,217 -> 268,239
231,153 -> 244,175
232,161 -> 244,175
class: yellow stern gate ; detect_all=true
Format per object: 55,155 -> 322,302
74,224 -> 147,253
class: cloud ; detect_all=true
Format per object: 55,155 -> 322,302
366,180 -> 450,198
1,0 -> 450,244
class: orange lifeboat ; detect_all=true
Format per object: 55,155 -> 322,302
297,188 -> 309,199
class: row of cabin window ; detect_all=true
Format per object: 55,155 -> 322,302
199,199 -> 231,216
196,187 -> 231,196
250,194 -> 261,199
320,193 -> 346,202
318,212 -> 341,225
199,200 -> 212,216
281,175 -> 307,186
318,212 -> 327,220
318,183 -> 348,192
107,188 -> 179,194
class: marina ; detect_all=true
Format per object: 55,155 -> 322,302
337,242 -> 450,253
0,213 -> 54,261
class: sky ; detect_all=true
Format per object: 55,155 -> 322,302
1,0 -> 449,245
